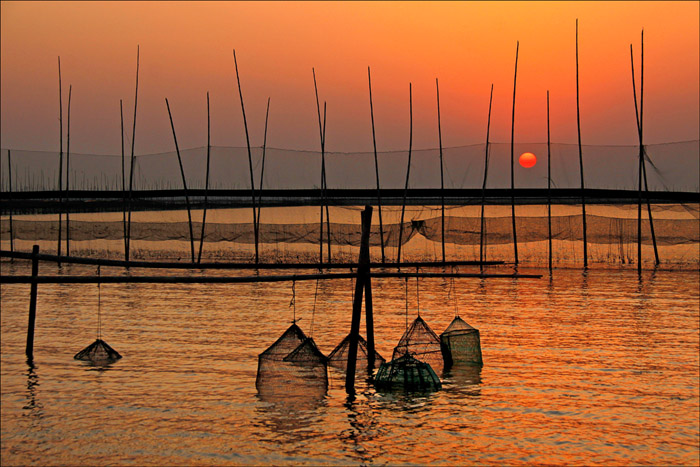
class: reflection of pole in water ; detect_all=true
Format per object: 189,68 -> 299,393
23,363 -> 43,415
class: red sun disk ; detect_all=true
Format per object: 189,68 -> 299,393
519,152 -> 537,168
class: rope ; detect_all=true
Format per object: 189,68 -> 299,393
404,276 -> 409,331
416,266 -> 420,317
290,280 -> 296,323
311,278 -> 320,337
97,265 -> 102,340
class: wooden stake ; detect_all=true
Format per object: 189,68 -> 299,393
57,57 -> 63,264
126,45 -> 140,264
165,98 -> 196,263
397,83 -> 413,265
547,90 -> 553,272
66,85 -> 72,256
368,67 -> 385,263
436,78 -> 446,263
26,245 -> 39,361
256,97 -> 270,230
364,274 -> 375,371
7,150 -> 14,254
346,205 -> 373,394
120,100 -> 127,260
480,84 -> 494,273
233,50 -> 259,264
198,92 -> 212,264
510,41 -> 519,265
576,20 -> 589,268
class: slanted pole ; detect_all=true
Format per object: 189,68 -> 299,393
576,19 -> 589,268
364,274 -> 375,371
57,57 -> 63,264
165,98 -> 196,263
198,92 -> 212,264
547,91 -> 553,272
233,50 -> 259,264
26,245 -> 39,361
346,206 -> 373,393
436,78 -> 446,263
8,150 -> 14,254
397,83 -> 413,266
126,45 -> 140,264
480,85 -> 494,273
256,97 -> 271,230
120,100 -> 127,260
368,67 -> 385,263
510,41 -> 520,265
66,85 -> 72,256
313,69 -> 332,264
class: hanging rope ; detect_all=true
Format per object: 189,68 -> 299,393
290,280 -> 296,323
97,265 -> 102,340
451,268 -> 459,318
311,278 -> 320,338
416,266 -> 420,317
404,276 -> 409,331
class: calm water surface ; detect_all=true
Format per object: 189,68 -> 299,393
1,262 -> 698,466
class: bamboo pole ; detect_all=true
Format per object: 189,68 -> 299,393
436,78 -> 446,263
126,45 -> 140,264
256,97 -> 270,230
312,69 -> 332,263
576,19 -> 589,268
7,150 -> 14,254
323,103 -> 331,260
368,66 -> 385,263
479,85 -> 494,273
510,41 -> 519,265
346,205 -> 372,394
165,98 -> 196,263
57,57 -> 63,264
547,90 -> 553,272
66,85 -> 72,256
25,245 -> 39,361
233,50 -> 259,264
198,92 -> 212,263
397,83 -> 413,265
120,100 -> 127,260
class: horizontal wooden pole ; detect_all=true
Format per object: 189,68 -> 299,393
0,271 -> 540,285
0,250 -> 503,269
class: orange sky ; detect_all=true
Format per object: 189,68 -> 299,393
1,1 -> 698,154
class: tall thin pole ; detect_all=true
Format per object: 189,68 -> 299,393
198,92 -> 212,263
8,150 -> 14,254
479,85 -> 494,273
165,98 -> 196,263
26,245 -> 40,361
120,100 -> 128,260
547,90 -> 553,272
233,50 -> 259,264
397,83 -> 413,265
57,57 -> 63,263
436,78 -> 446,263
576,20 -> 589,268
66,85 -> 72,257
510,42 -> 519,265
323,103 -> 331,261
256,98 -> 271,230
313,69 -> 331,264
126,45 -> 140,264
368,67 -> 385,263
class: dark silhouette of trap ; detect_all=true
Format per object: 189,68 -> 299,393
392,315 -> 444,375
440,316 -> 483,368
328,333 -> 385,373
374,352 -> 442,391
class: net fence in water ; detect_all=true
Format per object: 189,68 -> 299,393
1,141 -> 698,192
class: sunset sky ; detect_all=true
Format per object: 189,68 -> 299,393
1,1 -> 698,156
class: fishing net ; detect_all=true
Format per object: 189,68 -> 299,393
73,339 -> 122,363
374,352 -> 442,392
256,323 -> 328,397
440,316 -> 483,368
327,333 -> 385,373
392,316 -> 444,375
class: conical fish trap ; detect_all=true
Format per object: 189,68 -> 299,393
392,316 -> 443,374
327,334 -> 385,373
374,352 -> 441,392
440,316 -> 483,368
74,339 -> 122,363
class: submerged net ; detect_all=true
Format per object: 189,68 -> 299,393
374,352 -> 442,392
256,323 -> 328,397
392,316 -> 444,375
440,316 -> 483,368
73,339 -> 122,363
327,333 -> 385,373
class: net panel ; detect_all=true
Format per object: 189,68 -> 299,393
327,333 -> 386,373
374,353 -> 442,392
392,316 -> 444,375
73,338 -> 122,363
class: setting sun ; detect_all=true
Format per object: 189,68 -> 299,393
519,152 -> 537,168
